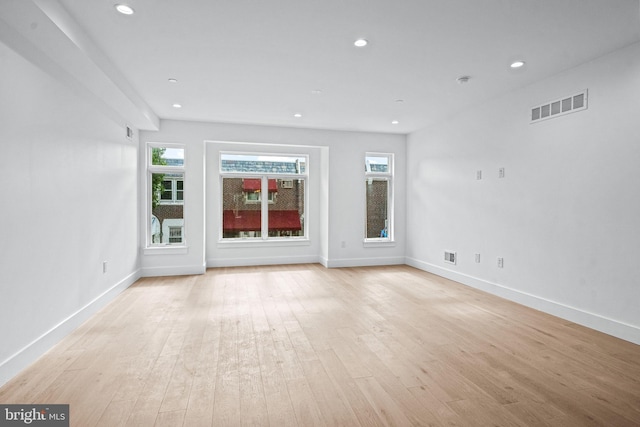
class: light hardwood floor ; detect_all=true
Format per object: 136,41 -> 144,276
1,264 -> 639,426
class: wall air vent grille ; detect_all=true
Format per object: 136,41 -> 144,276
444,251 -> 457,265
530,90 -> 588,124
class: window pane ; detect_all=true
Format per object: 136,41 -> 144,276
161,180 -> 172,200
222,177 -> 261,238
151,172 -> 184,244
366,179 -> 389,238
176,180 -> 184,200
541,104 -> 550,118
151,147 -> 184,166
532,107 -> 541,121
365,155 -> 389,173
268,179 -> 305,238
221,153 -> 306,174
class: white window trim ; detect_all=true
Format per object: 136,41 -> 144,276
146,143 -> 187,249
364,152 -> 394,245
217,239 -> 311,248
363,240 -> 397,248
143,246 -> 188,255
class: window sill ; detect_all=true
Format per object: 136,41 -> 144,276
144,245 -> 189,255
217,238 -> 310,248
363,239 -> 396,248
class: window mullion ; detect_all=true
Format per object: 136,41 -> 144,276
261,175 -> 268,239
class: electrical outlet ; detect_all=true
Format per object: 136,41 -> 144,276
475,253 -> 481,263
499,167 -> 505,178
497,257 -> 504,268
476,170 -> 482,180
103,261 -> 108,273
341,241 -> 346,248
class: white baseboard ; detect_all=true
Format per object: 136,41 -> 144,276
207,255 -> 320,268
141,264 -> 206,277
206,255 -> 404,269
326,256 -> 405,268
0,269 -> 141,388
405,257 -> 640,345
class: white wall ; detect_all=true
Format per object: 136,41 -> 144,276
406,42 -> 640,344
0,41 -> 141,385
140,120 -> 406,271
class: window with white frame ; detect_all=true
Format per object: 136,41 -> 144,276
168,226 -> 183,243
160,177 -> 184,202
220,153 -> 307,240
244,183 -> 275,204
365,153 -> 393,241
148,144 -> 185,246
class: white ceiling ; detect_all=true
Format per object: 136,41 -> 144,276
9,0 -> 640,133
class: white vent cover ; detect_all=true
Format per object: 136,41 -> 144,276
530,89 -> 588,123
444,251 -> 457,265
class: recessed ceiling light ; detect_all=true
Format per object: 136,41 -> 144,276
293,113 -> 302,118
395,99 -> 404,103
115,4 -> 135,15
311,89 -> 322,95
172,103 -> 182,109
354,38 -> 368,47
457,76 -> 470,84
391,120 -> 399,125
168,78 -> 178,83
510,60 -> 525,68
